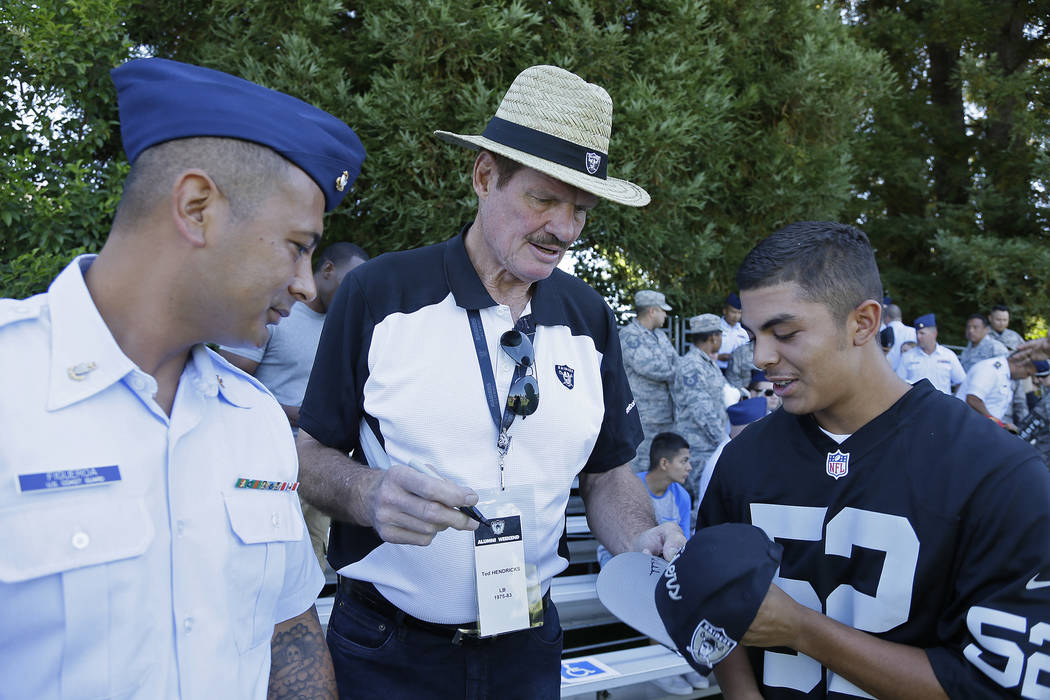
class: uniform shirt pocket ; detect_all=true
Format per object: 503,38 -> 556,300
0,495 -> 156,700
223,490 -> 304,652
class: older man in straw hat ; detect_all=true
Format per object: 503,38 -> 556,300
296,65 -> 685,698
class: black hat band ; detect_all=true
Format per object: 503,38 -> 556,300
482,116 -> 608,180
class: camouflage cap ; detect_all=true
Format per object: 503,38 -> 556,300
635,290 -> 671,311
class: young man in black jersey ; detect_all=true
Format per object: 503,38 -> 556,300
701,221 -> 1050,699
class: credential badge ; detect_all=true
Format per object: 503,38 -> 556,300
825,449 -> 849,480
585,152 -> 601,175
555,364 -> 575,389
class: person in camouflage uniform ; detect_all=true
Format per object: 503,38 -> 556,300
672,313 -> 728,507
1024,365 -> 1050,465
960,313 -> 1008,372
725,335 -> 755,392
620,289 -> 678,471
989,305 -> 1025,351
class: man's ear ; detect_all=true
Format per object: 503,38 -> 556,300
171,170 -> 220,248
852,299 -> 882,347
320,259 -> 335,279
472,151 -> 498,200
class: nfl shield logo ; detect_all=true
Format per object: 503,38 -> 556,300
825,450 -> 849,480
556,364 -> 575,389
585,152 -> 601,175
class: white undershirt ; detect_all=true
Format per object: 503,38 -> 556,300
818,426 -> 852,444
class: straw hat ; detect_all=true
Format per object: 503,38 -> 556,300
434,65 -> 650,207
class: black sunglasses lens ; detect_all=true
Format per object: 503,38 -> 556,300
500,330 -> 534,368
507,375 -> 539,416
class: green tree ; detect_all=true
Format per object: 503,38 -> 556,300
3,0 -> 892,316
840,0 -> 1049,343
0,0 -> 132,276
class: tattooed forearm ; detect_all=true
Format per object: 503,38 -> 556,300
268,606 -> 337,700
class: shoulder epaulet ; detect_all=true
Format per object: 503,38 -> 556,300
206,346 -> 276,407
0,295 -> 46,329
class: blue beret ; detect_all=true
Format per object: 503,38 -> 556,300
882,294 -> 892,305
914,314 -> 936,330
728,397 -> 766,425
1034,360 -> 1050,377
750,369 -> 767,385
726,292 -> 741,309
111,58 -> 365,212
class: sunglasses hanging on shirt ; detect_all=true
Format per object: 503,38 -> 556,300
500,330 -> 539,417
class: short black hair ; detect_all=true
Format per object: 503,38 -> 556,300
967,313 -> 990,326
649,432 -> 690,471
686,330 -> 718,345
316,241 -> 368,272
992,304 -> 1010,314
736,221 -> 883,325
114,137 -> 291,226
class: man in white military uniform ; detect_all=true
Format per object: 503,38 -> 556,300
895,313 -> 965,394
717,293 -> 750,371
956,354 -> 1040,432
0,58 -> 365,699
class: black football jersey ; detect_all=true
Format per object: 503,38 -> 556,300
701,380 -> 1050,698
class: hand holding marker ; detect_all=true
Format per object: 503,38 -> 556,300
408,460 -> 491,528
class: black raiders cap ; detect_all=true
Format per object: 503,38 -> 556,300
596,523 -> 782,673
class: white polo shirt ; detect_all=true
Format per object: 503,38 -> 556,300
956,356 -> 1014,420
896,344 -> 966,394
0,257 -> 322,699
301,230 -> 642,624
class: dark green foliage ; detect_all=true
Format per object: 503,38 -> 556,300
3,0 -> 1045,335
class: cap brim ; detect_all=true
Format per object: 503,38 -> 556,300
596,552 -> 674,648
660,303 -> 672,311
434,130 -> 650,207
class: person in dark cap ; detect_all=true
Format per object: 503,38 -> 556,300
0,57 -> 364,699
894,313 -> 966,394
699,221 -> 1050,698
295,64 -> 684,698
717,292 -> 749,371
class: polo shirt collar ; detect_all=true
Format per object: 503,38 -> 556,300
46,255 -> 138,411
444,225 -> 565,322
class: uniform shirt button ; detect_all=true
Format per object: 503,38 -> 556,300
129,375 -> 145,391
175,520 -> 185,537
271,512 -> 280,528
71,531 -> 90,550
183,617 -> 194,633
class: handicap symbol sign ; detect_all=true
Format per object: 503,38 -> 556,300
560,657 -> 621,684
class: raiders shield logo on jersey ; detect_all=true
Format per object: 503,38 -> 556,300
556,364 -> 575,389
826,449 -> 849,480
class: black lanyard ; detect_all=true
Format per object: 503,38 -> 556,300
466,309 -> 536,481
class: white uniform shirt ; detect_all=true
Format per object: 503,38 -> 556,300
886,320 -> 917,370
0,257 -> 323,700
896,344 -> 965,394
718,318 -> 750,369
956,357 -> 1014,420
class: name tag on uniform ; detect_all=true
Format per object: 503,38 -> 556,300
474,507 -> 530,637
17,465 -> 121,493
